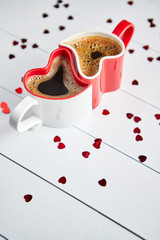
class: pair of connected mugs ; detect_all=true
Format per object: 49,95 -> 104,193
10,20 -> 134,132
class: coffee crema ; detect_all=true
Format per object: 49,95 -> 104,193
26,55 -> 85,98
65,36 -> 122,76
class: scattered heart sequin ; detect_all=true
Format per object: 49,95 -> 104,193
102,109 -> 110,115
68,15 -> 73,20
147,57 -> 154,62
143,45 -> 149,50
15,87 -> 22,94
126,113 -> 134,119
58,176 -> 66,184
133,127 -> 141,134
0,102 -> 8,108
9,54 -> 15,59
127,1 -> 134,5
32,43 -> 38,48
21,38 -> 27,43
63,3 -> 69,7
156,57 -> 160,61
132,80 -> 138,85
82,151 -> 90,158
53,136 -> 61,142
154,114 -> 160,120
13,40 -> 19,46
128,49 -> 134,53
134,116 -> 141,123
24,194 -> 33,202
54,3 -> 59,8
138,155 -> 147,162
106,18 -> 112,23
42,13 -> 48,18
93,138 -> 102,149
59,26 -> 65,31
43,29 -> 49,34
135,135 -> 143,141
58,142 -> 66,149
98,179 -> 107,187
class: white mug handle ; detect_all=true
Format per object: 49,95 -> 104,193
9,96 -> 42,132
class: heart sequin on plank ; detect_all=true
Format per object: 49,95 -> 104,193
82,151 -> 90,158
13,40 -> 19,45
42,13 -> 48,18
58,176 -> 66,184
0,102 -> 8,108
128,49 -> 134,54
132,80 -> 139,85
32,43 -> 38,48
68,15 -> 73,20
53,136 -> 61,142
154,114 -> 160,120
138,155 -> 147,162
59,26 -> 65,31
98,179 -> 107,187
102,109 -> 110,115
133,127 -> 141,134
147,57 -> 154,62
9,54 -> 15,59
63,3 -> 69,7
15,87 -> 22,94
135,135 -> 143,142
143,45 -> 149,50
57,142 -> 66,149
134,116 -> 141,123
93,138 -> 102,149
21,38 -> 27,43
126,113 -> 134,119
127,1 -> 134,5
21,44 -> 27,49
24,194 -> 33,202
1,101 -> 10,114
106,18 -> 112,23
43,29 -> 49,34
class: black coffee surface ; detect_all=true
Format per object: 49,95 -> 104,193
38,66 -> 68,96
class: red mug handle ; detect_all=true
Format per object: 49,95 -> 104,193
112,20 -> 135,49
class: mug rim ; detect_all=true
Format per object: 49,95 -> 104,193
60,31 -> 125,79
23,48 -> 91,101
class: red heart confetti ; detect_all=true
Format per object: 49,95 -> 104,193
59,26 -> 65,31
156,57 -> 160,61
154,114 -> 160,120
128,49 -> 134,53
135,135 -> 143,141
53,135 -> 61,142
42,13 -> 48,18
150,22 -> 156,27
82,151 -> 90,158
126,113 -> 134,119
132,80 -> 139,85
143,45 -> 149,50
64,3 -> 69,7
147,57 -> 153,62
58,176 -> 66,184
21,44 -> 27,49
58,0 -> 63,3
147,18 -> 153,23
138,155 -> 147,162
32,43 -> 39,48
102,109 -> 110,115
2,107 -> 10,114
58,142 -> 66,149
21,38 -> 27,43
43,29 -> 49,34
24,194 -> 33,202
93,139 -> 102,149
98,179 -> 107,187
134,116 -> 141,123
106,18 -> 112,23
15,87 -> 22,94
133,127 -> 141,134
54,3 -> 59,8
127,1 -> 134,5
9,54 -> 15,59
0,101 -> 8,108
68,15 -> 74,20
13,40 -> 19,46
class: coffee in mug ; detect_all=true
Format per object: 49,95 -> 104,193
64,36 -> 122,76
26,55 -> 85,98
